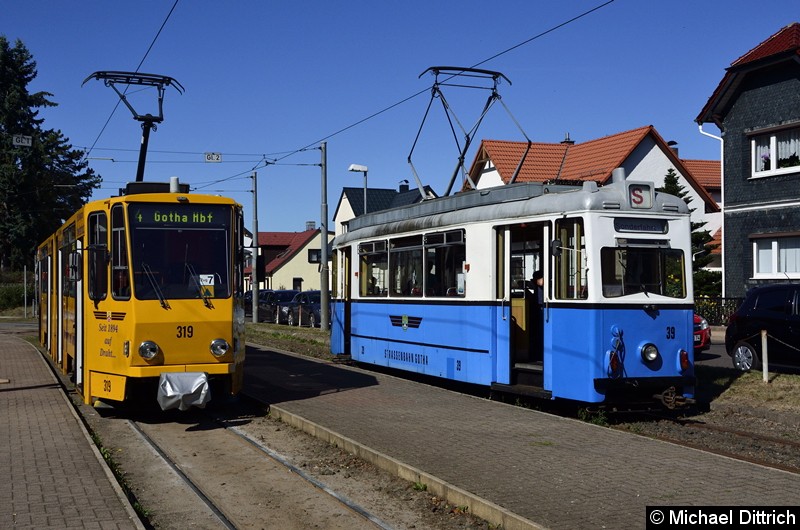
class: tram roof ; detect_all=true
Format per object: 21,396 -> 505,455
335,178 -> 689,245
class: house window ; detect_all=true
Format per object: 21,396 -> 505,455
753,235 -> 800,278
751,127 -> 800,177
308,248 -> 321,263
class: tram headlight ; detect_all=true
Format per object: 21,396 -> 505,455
210,338 -> 230,358
138,341 -> 159,360
640,343 -> 659,363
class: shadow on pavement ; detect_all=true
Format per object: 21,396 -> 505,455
243,344 -> 379,405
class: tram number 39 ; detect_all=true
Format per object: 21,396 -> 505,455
177,325 -> 194,338
666,326 -> 676,340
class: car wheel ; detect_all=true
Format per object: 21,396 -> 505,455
287,312 -> 294,326
732,341 -> 760,371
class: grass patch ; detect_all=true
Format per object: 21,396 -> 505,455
245,322 -> 332,360
577,408 -> 608,426
695,364 -> 800,411
713,369 -> 800,410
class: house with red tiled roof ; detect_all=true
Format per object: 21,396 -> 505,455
696,22 -> 800,297
466,126 -> 721,234
250,225 -> 333,291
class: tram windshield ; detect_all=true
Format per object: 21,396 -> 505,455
128,203 -> 232,300
600,246 -> 686,299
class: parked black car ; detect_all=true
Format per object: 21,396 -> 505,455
243,289 -> 271,318
258,289 -> 299,324
725,283 -> 800,371
285,290 -> 329,327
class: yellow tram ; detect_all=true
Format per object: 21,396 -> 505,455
36,180 -> 246,409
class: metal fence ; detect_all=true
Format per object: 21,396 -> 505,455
694,297 -> 744,326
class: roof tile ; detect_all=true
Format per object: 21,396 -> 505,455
731,22 -> 800,67
681,159 -> 721,189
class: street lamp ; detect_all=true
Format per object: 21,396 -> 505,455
348,163 -> 368,215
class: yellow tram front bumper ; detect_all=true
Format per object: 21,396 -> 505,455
88,363 -> 235,403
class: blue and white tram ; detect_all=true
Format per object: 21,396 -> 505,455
330,168 -> 695,407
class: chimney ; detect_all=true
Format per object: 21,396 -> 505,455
399,179 -> 410,193
667,140 -> 679,157
561,133 -> 575,145
305,221 -> 316,231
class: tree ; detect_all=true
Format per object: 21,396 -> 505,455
0,36 -> 100,270
657,167 -> 721,296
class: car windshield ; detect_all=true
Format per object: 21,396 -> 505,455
600,246 -> 685,298
128,203 -> 232,300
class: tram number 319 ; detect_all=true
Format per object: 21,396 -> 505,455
177,325 -> 194,338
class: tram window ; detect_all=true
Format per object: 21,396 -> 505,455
601,247 -> 685,298
359,241 -> 388,296
87,212 -> 108,301
332,249 -> 339,298
390,236 -> 423,296
424,230 -> 466,297
129,204 -> 232,300
111,205 -> 131,299
59,225 -> 78,297
554,219 -> 588,300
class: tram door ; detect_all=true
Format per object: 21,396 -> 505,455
341,247 -> 351,355
330,246 -> 351,356
58,225 -> 80,377
508,222 -> 548,369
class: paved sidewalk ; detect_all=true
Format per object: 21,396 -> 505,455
244,345 -> 800,530
0,334 -> 143,529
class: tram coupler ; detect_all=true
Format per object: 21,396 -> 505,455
654,386 -> 695,409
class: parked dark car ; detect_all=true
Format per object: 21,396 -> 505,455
285,290 -> 329,327
725,283 -> 800,371
244,289 -> 271,318
693,313 -> 711,353
258,289 -> 299,324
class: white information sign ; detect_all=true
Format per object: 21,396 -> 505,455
13,135 -> 32,147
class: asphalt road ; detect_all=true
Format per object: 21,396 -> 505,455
694,327 -> 731,369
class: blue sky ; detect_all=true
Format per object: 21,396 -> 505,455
4,1 -> 797,233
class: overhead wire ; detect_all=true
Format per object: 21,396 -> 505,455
264,0 -> 617,165
80,0 -> 181,163
192,0 -> 617,191
83,1 -> 615,192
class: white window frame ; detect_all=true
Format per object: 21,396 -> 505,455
750,125 -> 800,179
752,235 -> 800,279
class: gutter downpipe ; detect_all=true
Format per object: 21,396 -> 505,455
698,124 -> 724,296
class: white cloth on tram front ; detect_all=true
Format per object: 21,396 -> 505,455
157,372 -> 210,411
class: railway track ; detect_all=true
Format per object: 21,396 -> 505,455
119,402 -> 392,530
